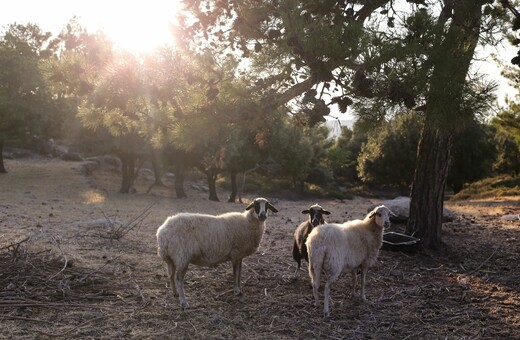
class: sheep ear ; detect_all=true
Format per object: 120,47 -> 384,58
268,204 -> 278,213
323,210 -> 331,215
302,209 -> 310,214
368,211 -> 376,219
246,202 -> 255,210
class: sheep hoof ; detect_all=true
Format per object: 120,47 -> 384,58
180,301 -> 190,310
234,289 -> 242,296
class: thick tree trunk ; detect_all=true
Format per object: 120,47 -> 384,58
406,126 -> 452,249
174,152 -> 187,198
206,169 -> 219,201
228,170 -> 237,202
407,0 -> 482,250
0,139 -> 6,173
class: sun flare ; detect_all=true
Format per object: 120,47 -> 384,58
81,1 -> 182,53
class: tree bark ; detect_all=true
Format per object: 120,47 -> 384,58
206,169 -> 219,201
174,152 -> 187,198
407,0 -> 482,249
119,152 -> 136,193
228,170 -> 237,202
151,149 -> 165,186
0,138 -> 6,173
407,126 -> 452,249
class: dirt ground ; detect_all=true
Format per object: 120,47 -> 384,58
0,157 -> 519,339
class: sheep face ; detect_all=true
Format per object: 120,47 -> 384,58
246,197 -> 278,222
302,204 -> 331,227
368,205 -> 392,228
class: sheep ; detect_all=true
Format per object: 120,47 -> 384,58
156,197 -> 278,309
292,204 -> 330,277
306,205 -> 392,317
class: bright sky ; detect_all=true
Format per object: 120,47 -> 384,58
2,1 -> 518,111
1,0 -> 182,53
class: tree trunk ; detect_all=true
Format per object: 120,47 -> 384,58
119,152 -> 136,193
0,138 -> 6,173
206,169 -> 219,202
228,170 -> 237,202
174,152 -> 187,198
151,149 -> 164,186
407,0 -> 482,249
406,126 -> 452,249
147,149 -> 166,193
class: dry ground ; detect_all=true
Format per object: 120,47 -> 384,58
0,157 -> 518,339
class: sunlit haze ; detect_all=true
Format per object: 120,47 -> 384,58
2,1 -> 182,53
2,1 -> 517,107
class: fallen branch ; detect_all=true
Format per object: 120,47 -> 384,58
0,236 -> 30,252
33,314 -> 109,337
465,248 -> 498,275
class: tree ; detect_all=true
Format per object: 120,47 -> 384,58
177,0 -> 510,249
326,124 -> 366,184
357,111 -> 422,188
492,90 -> 520,178
78,52 -> 148,193
265,115 -> 316,193
448,121 -> 497,192
0,23 -> 68,173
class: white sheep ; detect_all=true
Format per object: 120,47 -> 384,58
156,197 -> 278,309
292,204 -> 330,277
306,205 -> 392,317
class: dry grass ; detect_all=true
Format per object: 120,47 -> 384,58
0,157 -> 519,339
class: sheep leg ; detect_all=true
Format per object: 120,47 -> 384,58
232,259 -> 243,296
175,265 -> 189,309
359,267 -> 368,301
165,257 -> 178,297
309,263 -> 321,308
350,269 -> 357,298
293,260 -> 301,278
323,271 -> 340,318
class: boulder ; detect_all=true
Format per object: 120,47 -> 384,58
500,214 -> 520,221
61,152 -> 84,162
368,196 -> 456,223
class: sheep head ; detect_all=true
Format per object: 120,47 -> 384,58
367,205 -> 393,228
246,197 -> 278,221
302,204 -> 331,227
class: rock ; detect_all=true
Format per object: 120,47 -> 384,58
500,214 -> 520,221
61,152 -> 84,162
368,196 -> 456,223
81,161 -> 99,175
103,155 -> 121,168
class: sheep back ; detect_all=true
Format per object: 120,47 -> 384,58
293,222 -> 313,262
307,218 -> 382,273
156,210 -> 264,267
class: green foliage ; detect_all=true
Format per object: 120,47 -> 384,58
0,23 -> 70,149
448,121 -> 497,193
357,111 -> 422,188
326,125 -> 365,183
493,130 -> 520,176
266,116 -> 314,186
